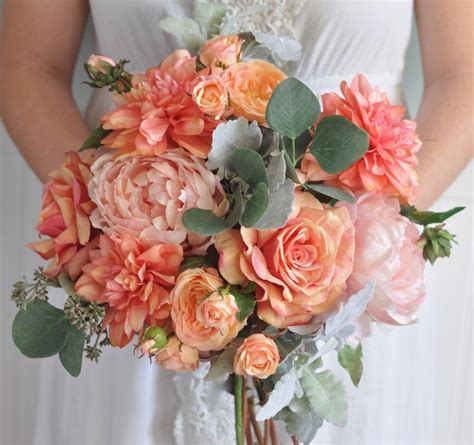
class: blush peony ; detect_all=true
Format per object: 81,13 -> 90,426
234,334 -> 280,379
170,268 -> 243,351
101,49 -> 219,158
88,149 -> 225,254
215,191 -> 355,328
75,234 -> 183,347
301,74 -> 421,203
346,193 -> 426,325
223,60 -> 286,125
155,336 -> 200,371
28,150 -> 97,280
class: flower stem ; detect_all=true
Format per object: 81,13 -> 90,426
235,374 -> 243,445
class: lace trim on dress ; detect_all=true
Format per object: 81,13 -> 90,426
173,363 -> 236,445
220,0 -> 305,36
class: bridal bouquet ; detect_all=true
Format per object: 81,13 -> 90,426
11,5 -> 464,444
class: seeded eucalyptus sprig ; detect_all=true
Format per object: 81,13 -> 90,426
10,267 -> 56,310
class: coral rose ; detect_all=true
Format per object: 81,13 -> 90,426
193,74 -> 229,119
75,234 -> 183,347
88,149 -> 225,254
223,60 -> 286,125
302,74 -> 421,203
234,334 -> 279,379
155,336 -> 199,371
215,192 -> 355,328
170,268 -> 243,351
28,150 -> 96,280
101,49 -> 219,158
200,35 -> 242,68
346,193 -> 426,325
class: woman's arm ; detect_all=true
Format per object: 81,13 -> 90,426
414,0 -> 473,209
1,0 -> 90,184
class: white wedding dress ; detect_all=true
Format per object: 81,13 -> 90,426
0,1 -> 472,444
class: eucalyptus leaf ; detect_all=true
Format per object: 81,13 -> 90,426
159,16 -> 206,52
230,285 -> 256,321
12,300 -> 69,358
256,368 -> 298,421
79,127 -> 111,151
59,325 -> 86,377
207,118 -> 262,173
230,148 -> 268,189
299,367 -> 348,427
310,115 -> 369,174
400,205 -> 465,226
337,343 -> 363,387
182,208 -> 229,236
282,130 -> 312,164
194,2 -> 226,38
205,344 -> 239,381
252,179 -> 295,229
240,182 -> 270,228
305,183 -> 355,204
266,77 -> 320,139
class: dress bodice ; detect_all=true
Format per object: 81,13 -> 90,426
86,0 -> 414,126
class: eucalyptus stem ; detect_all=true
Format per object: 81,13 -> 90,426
234,374 -> 244,445
291,137 -> 296,165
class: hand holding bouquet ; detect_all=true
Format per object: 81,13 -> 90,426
11,5 -> 464,444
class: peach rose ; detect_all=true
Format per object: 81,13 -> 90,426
346,193 -> 426,325
88,149 -> 225,254
155,336 -> 199,371
75,234 -> 183,347
200,35 -> 242,68
234,334 -> 279,379
193,74 -> 229,119
301,74 -> 421,203
101,49 -> 219,158
170,268 -> 244,351
215,192 -> 355,328
223,60 -> 286,125
28,150 -> 96,280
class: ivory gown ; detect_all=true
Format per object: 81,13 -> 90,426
0,1 -> 472,444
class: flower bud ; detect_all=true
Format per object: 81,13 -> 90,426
418,224 -> 457,264
140,326 -> 168,355
87,54 -> 116,76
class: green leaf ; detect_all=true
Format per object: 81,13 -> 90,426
230,285 -> 256,321
58,273 -> 76,297
283,150 -> 300,183
178,255 -> 213,273
277,407 -> 323,444
230,148 -> 268,189
400,205 -> 465,226
310,115 -> 369,174
240,182 -> 269,228
266,77 -> 321,139
337,344 -> 363,387
79,127 -> 111,151
305,183 -> 355,204
12,300 -> 69,358
59,325 -> 86,377
205,343 -> 240,381
182,208 -> 229,236
159,16 -> 206,52
194,2 -> 227,38
282,130 -> 312,164
299,366 -> 348,427
224,186 -> 244,228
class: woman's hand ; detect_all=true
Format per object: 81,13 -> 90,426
414,0 -> 473,209
1,0 -> 90,183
